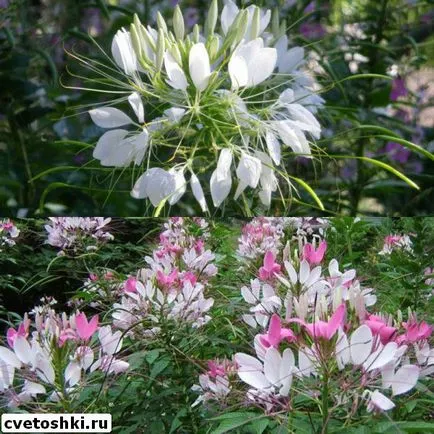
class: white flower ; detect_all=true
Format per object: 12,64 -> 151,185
90,94 -> 149,167
111,29 -> 142,76
234,152 -> 262,199
229,38 -> 277,89
189,43 -> 211,91
131,168 -> 177,206
221,2 -> 271,41
164,52 -> 188,91
190,173 -> 208,213
235,347 -> 295,398
210,149 -> 233,207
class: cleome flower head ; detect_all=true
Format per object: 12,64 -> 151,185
81,0 -> 324,211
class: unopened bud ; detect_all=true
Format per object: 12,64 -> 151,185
205,0 -> 218,37
272,7 -> 280,37
173,5 -> 185,40
250,7 -> 260,40
156,29 -> 165,71
168,43 -> 182,66
157,12 -> 168,34
207,35 -> 220,61
192,24 -> 200,43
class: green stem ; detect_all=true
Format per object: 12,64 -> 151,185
321,371 -> 329,434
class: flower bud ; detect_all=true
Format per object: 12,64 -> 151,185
130,23 -> 142,60
192,24 -> 200,43
272,7 -> 280,37
157,11 -> 168,34
168,43 -> 183,66
250,7 -> 260,40
173,5 -> 185,40
207,35 -> 220,62
156,29 -> 165,71
205,0 -> 218,37
279,19 -> 287,38
234,9 -> 249,45
141,25 -> 156,53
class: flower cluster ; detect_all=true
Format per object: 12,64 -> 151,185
237,217 -> 328,260
112,218 -> 216,335
193,230 -> 432,417
45,217 -> 114,255
0,219 -> 20,251
84,0 -> 324,210
379,234 -> 413,255
0,300 -> 128,409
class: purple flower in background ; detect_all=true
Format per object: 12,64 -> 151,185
304,2 -> 316,13
81,8 -> 104,37
185,7 -> 199,27
300,22 -> 326,39
390,77 -> 408,101
385,142 -> 411,164
0,0 -> 9,8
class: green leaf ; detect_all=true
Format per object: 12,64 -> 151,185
210,412 -> 267,434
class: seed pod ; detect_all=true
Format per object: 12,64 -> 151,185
272,7 -> 280,37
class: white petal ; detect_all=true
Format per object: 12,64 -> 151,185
164,52 -> 188,91
299,260 -> 310,285
278,46 -> 304,73
391,365 -> 419,396
111,29 -> 139,75
234,353 -> 263,370
264,347 -> 281,385
229,55 -> 249,89
164,107 -> 186,123
221,0 -> 239,34
236,153 -> 262,188
241,286 -> 257,304
350,325 -> 373,366
370,390 -> 395,411
131,168 -> 176,206
210,169 -> 232,207
284,261 -> 298,285
89,107 -> 133,129
265,130 -> 281,165
128,92 -> 144,124
93,129 -> 128,165
0,347 -> 21,369
189,43 -> 211,91
65,362 -> 81,387
336,329 -> 350,370
279,348 -> 294,396
216,149 -> 233,180
13,336 -> 32,364
364,342 -> 397,372
190,173 -> 208,212
247,46 -> 277,87
168,169 -> 187,205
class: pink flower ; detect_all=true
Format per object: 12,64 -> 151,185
259,314 -> 296,348
58,328 -> 78,347
194,239 -> 205,253
301,241 -> 327,265
89,273 -> 98,281
400,320 -> 432,344
181,271 -> 197,286
124,276 -> 138,293
258,251 -> 281,280
75,313 -> 99,341
293,304 -> 346,341
156,269 -> 179,287
207,361 -> 226,378
364,315 -> 396,344
7,318 -> 30,348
